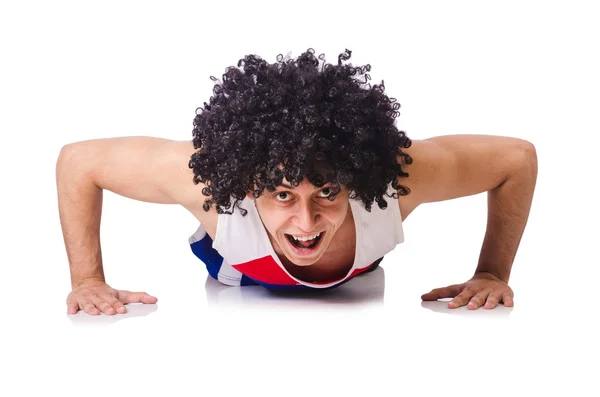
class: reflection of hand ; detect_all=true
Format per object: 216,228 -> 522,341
66,279 -> 158,315
420,271 -> 514,310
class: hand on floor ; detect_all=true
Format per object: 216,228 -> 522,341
66,279 -> 158,315
421,271 -> 514,309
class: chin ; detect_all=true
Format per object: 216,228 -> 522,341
286,257 -> 320,267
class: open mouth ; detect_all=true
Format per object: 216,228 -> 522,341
284,231 -> 325,255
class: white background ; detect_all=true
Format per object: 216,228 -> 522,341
1,0 -> 598,396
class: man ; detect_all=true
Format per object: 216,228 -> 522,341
57,49 -> 538,315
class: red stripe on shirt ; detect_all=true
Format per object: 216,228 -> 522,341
232,256 -> 377,286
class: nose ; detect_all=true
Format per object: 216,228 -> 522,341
293,202 -> 320,232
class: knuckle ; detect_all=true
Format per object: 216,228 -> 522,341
79,291 -> 96,300
471,295 -> 484,304
82,301 -> 97,309
109,299 -> 124,308
96,301 -> 110,309
99,302 -> 116,312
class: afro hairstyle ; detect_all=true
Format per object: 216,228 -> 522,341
189,48 -> 413,216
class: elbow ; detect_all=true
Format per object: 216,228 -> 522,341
520,140 -> 537,161
56,144 -> 77,174
515,140 -> 538,182
520,140 -> 537,170
500,140 -> 537,189
56,143 -> 90,181
511,139 -> 537,168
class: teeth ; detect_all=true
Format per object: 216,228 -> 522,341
292,232 -> 321,241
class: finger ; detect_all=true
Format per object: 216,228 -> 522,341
502,293 -> 514,307
99,302 -> 116,315
483,293 -> 501,310
117,290 -> 158,304
90,296 -> 116,315
66,297 -> 80,314
81,300 -> 100,315
421,285 -> 462,301
108,299 -> 127,314
448,289 -> 476,309
467,292 -> 489,310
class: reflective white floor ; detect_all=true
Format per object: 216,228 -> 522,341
65,267 -> 517,327
5,249 -> 598,396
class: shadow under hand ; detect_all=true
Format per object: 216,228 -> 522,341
421,300 -> 513,318
67,303 -> 158,327
205,266 -> 385,310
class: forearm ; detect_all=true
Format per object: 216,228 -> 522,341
475,149 -> 538,282
56,146 -> 106,289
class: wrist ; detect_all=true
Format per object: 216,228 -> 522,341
474,270 -> 508,284
71,275 -> 106,290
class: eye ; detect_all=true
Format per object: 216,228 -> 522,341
318,188 -> 332,198
274,192 -> 292,202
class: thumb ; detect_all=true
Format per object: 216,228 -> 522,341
117,290 -> 158,304
421,289 -> 442,301
421,285 -> 462,301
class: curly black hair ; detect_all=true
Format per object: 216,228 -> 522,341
189,48 -> 413,216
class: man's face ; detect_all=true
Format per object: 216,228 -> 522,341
247,177 -> 350,266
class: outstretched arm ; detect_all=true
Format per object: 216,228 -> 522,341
398,134 -> 538,309
56,137 -> 212,315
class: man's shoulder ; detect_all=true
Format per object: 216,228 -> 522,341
158,140 -> 219,238
395,138 -> 429,221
